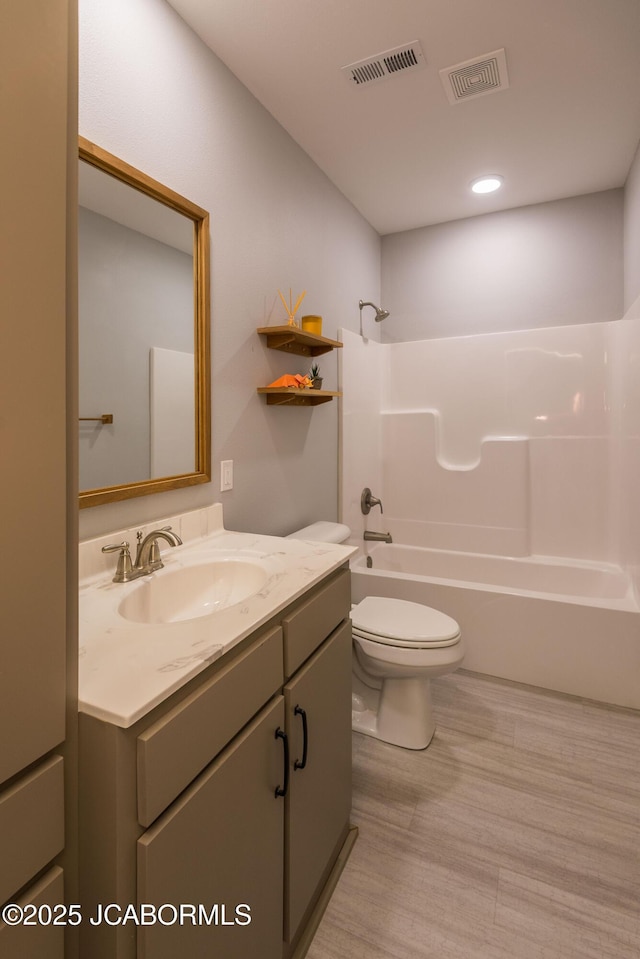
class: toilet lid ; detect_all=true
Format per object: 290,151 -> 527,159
350,596 -> 460,646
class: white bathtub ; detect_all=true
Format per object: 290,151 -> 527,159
351,544 -> 640,709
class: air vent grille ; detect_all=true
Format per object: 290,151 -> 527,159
440,49 -> 509,104
342,42 -> 426,88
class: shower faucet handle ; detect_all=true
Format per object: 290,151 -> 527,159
361,488 -> 383,515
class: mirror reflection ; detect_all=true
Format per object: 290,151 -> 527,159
78,138 -> 210,508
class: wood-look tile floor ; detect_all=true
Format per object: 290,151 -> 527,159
307,669 -> 640,959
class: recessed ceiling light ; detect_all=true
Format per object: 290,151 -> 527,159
471,175 -> 503,194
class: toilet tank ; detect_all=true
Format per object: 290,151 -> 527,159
287,521 -> 351,544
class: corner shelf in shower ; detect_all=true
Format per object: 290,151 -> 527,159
256,326 -> 343,406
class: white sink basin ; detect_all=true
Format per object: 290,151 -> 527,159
118,558 -> 270,624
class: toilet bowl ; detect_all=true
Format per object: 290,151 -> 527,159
351,596 -> 463,749
287,521 -> 464,750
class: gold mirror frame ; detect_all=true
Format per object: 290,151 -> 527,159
78,137 -> 210,508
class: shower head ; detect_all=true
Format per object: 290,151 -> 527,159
359,300 -> 390,335
359,299 -> 389,322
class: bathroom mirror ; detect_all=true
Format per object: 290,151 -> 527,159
78,137 -> 210,508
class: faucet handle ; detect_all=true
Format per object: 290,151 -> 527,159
101,542 -> 134,583
102,541 -> 130,554
361,487 -> 383,515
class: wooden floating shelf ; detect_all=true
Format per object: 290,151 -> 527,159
257,387 -> 341,407
257,326 -> 343,357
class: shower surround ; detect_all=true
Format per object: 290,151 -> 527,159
339,319 -> 640,708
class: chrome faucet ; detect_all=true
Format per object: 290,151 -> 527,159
102,526 -> 183,582
363,530 -> 393,543
361,488 -> 383,515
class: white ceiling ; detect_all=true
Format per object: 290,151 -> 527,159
166,0 -> 640,235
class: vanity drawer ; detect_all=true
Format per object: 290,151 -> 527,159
282,568 -> 351,677
0,756 -> 64,906
137,626 -> 283,826
0,866 -> 64,959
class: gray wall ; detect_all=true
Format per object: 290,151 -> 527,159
79,0 -> 380,539
78,0 -> 634,541
381,190 -> 623,341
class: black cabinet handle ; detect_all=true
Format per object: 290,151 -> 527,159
274,727 -> 289,797
294,705 -> 308,770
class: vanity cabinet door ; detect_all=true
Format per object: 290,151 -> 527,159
2,6 -> 72,938
283,621 -> 352,943
2,0 -> 68,790
137,696 -> 285,959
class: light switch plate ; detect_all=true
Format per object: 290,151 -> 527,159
220,460 -> 233,491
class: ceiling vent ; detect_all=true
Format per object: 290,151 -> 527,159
342,41 -> 426,88
440,49 -> 509,105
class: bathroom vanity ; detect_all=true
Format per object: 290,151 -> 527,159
78,506 -> 356,959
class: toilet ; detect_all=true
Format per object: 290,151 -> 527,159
351,596 -> 463,749
288,522 -> 464,750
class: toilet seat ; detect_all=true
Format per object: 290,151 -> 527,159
351,596 -> 460,648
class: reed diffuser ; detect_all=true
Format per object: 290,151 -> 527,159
278,287 -> 307,327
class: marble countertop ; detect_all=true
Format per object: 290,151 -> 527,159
79,506 -> 356,729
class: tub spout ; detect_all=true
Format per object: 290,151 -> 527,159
364,530 -> 393,543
